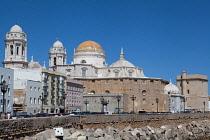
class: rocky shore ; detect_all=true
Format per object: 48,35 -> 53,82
25,120 -> 210,140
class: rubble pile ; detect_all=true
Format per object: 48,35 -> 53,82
25,120 -> 210,140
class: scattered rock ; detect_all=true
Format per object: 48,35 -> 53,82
25,120 -> 210,140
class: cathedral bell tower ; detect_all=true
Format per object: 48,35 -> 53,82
49,39 -> 67,70
3,24 -> 28,68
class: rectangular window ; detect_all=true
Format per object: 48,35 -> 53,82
8,88 -> 10,96
187,90 -> 190,94
30,97 -> 32,104
1,75 -> 4,82
115,72 -> 119,77
129,72 -> 132,77
7,100 -> 10,110
17,47 -> 19,55
8,76 -> 10,84
82,69 -> 86,77
142,80 -> 146,84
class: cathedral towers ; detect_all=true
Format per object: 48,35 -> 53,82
3,25 -> 28,68
49,40 -> 67,68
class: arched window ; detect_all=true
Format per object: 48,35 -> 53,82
22,47 -> 24,56
90,90 -> 95,94
81,67 -> 87,77
81,60 -> 86,64
17,47 -> 19,55
54,57 -> 57,65
142,90 -> 146,95
115,72 -> 119,77
105,90 -> 110,94
114,69 -> 120,77
10,45 -> 13,55
129,72 -> 132,77
128,69 -> 134,77
67,74 -> 71,78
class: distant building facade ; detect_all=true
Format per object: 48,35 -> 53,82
13,79 -> 41,114
0,67 -> 14,114
2,24 -> 208,115
164,80 -> 185,113
66,79 -> 84,112
177,71 -> 208,112
42,69 -> 66,114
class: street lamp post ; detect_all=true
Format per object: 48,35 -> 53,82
156,98 -> 159,113
203,101 -> 205,113
100,96 -> 104,112
84,99 -> 89,112
183,97 -> 186,112
116,94 -> 121,114
0,80 -> 8,115
39,93 -> 44,114
130,95 -> 136,114
63,93 -> 67,114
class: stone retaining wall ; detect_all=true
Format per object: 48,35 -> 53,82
0,113 -> 210,139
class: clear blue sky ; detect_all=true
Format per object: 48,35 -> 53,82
0,0 -> 210,93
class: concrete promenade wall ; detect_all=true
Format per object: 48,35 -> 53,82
0,113 -> 210,139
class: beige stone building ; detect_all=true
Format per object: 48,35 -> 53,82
77,78 -> 170,113
177,71 -> 208,112
42,69 -> 66,113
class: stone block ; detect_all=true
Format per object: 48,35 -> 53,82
69,131 -> 82,138
77,136 -> 86,140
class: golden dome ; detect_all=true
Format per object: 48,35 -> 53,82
76,40 -> 104,53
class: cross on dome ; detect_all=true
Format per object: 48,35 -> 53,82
31,56 -> 34,62
120,48 -> 125,60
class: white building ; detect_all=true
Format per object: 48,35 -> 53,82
3,25 -> 28,68
50,40 -> 145,79
0,67 -> 14,114
164,80 -> 185,113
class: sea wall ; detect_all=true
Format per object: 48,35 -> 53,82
0,113 -> 209,139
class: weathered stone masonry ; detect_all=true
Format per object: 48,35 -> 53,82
0,113 -> 210,139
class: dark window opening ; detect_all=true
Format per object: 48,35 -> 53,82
10,45 -> 13,55
54,57 -> 56,65
17,47 -> 19,55
105,90 -> 110,94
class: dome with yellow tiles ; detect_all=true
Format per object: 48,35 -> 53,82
76,40 -> 104,53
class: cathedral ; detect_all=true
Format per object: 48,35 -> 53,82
48,37 -> 173,112
2,24 -> 208,114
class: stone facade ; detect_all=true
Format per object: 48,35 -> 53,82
3,25 -> 28,68
177,71 -> 209,112
79,78 -> 169,113
0,113 -> 210,139
49,40 -> 67,68
83,94 -> 124,113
